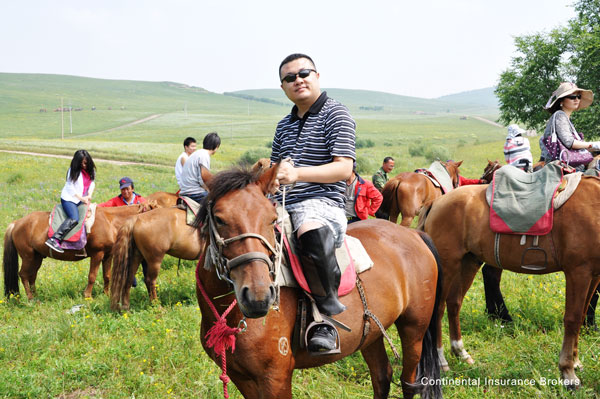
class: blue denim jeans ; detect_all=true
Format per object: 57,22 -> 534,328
61,199 -> 81,222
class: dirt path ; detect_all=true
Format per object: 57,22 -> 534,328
72,114 -> 163,137
0,150 -> 166,168
471,116 -> 504,128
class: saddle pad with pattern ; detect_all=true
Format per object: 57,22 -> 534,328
487,163 -> 563,235
48,203 -> 88,242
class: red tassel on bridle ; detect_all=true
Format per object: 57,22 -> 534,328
196,258 -> 243,399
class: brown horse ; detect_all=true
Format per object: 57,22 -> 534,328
192,166 -> 443,399
109,206 -> 205,310
146,191 -> 178,207
418,179 -> 600,387
478,159 -> 600,327
379,160 -> 462,226
3,203 -> 156,299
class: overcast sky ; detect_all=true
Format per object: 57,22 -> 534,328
0,0 -> 576,99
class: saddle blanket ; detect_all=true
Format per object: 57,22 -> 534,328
487,163 -> 564,235
177,196 -> 201,225
274,205 -> 374,296
48,203 -> 88,242
416,161 -> 453,194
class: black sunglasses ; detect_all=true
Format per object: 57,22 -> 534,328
281,69 -> 316,83
565,94 -> 582,100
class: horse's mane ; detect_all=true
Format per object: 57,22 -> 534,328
193,167 -> 261,229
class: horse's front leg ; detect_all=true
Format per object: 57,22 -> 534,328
559,271 -> 591,389
84,251 -> 104,298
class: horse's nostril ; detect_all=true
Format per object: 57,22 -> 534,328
269,284 -> 277,301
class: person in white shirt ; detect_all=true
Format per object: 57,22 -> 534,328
179,132 -> 220,203
175,137 -> 197,189
45,150 -> 96,253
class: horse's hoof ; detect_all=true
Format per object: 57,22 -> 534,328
465,355 -> 475,365
442,364 -> 450,372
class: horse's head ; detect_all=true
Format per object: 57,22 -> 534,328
480,159 -> 501,184
195,164 -> 280,318
140,200 -> 159,212
443,160 -> 463,188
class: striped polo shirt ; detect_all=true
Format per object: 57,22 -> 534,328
271,92 -> 356,208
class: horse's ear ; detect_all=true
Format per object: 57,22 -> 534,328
201,167 -> 213,186
256,162 -> 280,195
456,160 -> 463,167
251,158 -> 271,175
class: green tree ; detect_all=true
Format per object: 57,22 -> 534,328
496,0 -> 600,138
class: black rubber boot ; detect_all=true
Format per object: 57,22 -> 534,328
299,226 -> 346,316
482,264 -> 513,323
584,285 -> 599,330
45,218 -> 78,253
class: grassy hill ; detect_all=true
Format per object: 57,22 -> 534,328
0,73 -> 506,175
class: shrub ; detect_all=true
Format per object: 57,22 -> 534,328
408,144 -> 426,157
238,148 -> 272,166
356,139 -> 375,149
7,173 -> 24,185
425,145 -> 451,162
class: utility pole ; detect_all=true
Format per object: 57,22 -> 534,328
69,101 -> 73,134
61,97 -> 64,140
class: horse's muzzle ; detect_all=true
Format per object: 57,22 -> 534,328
237,283 -> 277,318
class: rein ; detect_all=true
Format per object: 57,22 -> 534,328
195,259 -> 246,399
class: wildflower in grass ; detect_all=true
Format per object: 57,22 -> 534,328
140,371 -> 144,375
123,313 -> 129,319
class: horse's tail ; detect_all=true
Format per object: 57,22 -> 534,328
380,178 -> 401,218
414,231 -> 443,399
3,223 -> 20,297
109,217 -> 137,311
416,199 -> 435,231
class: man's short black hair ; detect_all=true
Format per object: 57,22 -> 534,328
203,132 -> 221,151
383,156 -> 394,164
279,53 -> 316,77
183,137 -> 196,148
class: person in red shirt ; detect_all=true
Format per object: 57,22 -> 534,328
344,166 -> 383,224
97,176 -> 147,287
98,177 -> 146,207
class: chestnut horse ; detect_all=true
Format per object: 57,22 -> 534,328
379,160 -> 462,226
418,179 -> 600,387
3,203 -> 156,299
192,166 -> 443,399
478,159 -> 599,327
109,206 -> 205,310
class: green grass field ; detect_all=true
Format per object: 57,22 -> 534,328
0,74 -> 598,398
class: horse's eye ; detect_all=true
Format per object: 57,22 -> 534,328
215,216 -> 226,226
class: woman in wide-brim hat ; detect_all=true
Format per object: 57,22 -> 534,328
539,82 -> 598,170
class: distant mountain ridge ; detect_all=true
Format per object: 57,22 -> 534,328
230,87 -> 499,115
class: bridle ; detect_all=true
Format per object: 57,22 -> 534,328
480,162 -> 501,183
202,201 -> 281,286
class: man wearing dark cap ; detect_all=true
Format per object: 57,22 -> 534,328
98,177 -> 147,207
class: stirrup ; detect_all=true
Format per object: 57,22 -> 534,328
304,319 -> 341,356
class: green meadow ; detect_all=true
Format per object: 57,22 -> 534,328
0,74 -> 597,398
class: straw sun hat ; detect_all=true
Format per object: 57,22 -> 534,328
544,82 -> 594,112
